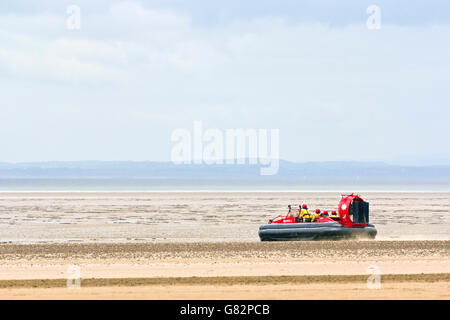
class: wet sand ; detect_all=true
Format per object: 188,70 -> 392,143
0,241 -> 449,299
0,191 -> 449,242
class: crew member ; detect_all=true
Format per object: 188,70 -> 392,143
311,209 -> 321,222
299,204 -> 311,222
287,204 -> 294,217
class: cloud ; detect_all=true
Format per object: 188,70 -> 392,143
0,1 -> 449,162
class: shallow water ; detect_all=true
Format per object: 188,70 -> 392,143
0,191 -> 449,243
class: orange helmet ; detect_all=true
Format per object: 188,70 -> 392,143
332,210 -> 337,215
302,204 -> 307,209
323,210 -> 329,215
315,209 -> 320,213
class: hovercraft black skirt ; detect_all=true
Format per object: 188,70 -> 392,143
258,222 -> 377,241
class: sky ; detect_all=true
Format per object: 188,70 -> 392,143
0,0 -> 449,164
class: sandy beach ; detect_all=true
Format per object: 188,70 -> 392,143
0,192 -> 449,299
0,241 -> 449,299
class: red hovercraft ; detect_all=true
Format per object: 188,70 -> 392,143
259,193 -> 377,241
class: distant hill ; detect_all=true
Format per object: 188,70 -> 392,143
0,160 -> 449,182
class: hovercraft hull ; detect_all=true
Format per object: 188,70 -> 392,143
258,222 -> 377,241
